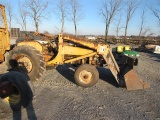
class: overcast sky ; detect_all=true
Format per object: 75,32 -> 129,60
1,0 -> 160,36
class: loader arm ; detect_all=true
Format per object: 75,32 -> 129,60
102,49 -> 120,83
63,35 -> 98,50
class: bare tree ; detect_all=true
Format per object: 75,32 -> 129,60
138,4 -> 148,40
25,0 -> 49,32
147,33 -> 155,37
16,1 -> 28,31
99,0 -> 123,43
124,0 -> 139,39
151,9 -> 160,26
55,0 -> 68,33
141,27 -> 151,36
115,14 -> 123,37
68,0 -> 83,37
149,2 -> 160,26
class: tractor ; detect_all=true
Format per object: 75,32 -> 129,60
0,3 -> 150,111
0,3 -> 150,90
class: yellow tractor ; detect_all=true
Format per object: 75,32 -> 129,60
0,4 -> 149,91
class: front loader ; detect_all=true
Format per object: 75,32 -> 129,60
43,34 -> 149,90
18,33 -> 150,90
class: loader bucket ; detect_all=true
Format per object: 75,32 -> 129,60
124,69 -> 150,90
119,55 -> 150,90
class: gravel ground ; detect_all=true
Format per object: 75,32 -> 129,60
0,52 -> 160,120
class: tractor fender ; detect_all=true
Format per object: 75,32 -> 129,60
17,41 -> 43,53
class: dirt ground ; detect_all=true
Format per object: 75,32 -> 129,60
0,51 -> 160,120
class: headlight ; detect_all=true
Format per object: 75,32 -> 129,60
136,54 -> 140,57
124,54 -> 128,56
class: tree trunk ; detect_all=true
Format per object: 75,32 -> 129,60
124,21 -> 128,43
9,19 -> 12,37
105,21 -> 111,44
35,22 -> 38,32
74,21 -> 77,37
61,19 -> 64,33
116,28 -> 119,38
25,23 -> 26,31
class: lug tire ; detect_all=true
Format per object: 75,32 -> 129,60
74,64 -> 99,87
6,45 -> 46,81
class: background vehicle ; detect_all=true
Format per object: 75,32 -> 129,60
113,45 -> 139,66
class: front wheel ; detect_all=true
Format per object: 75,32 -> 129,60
74,64 -> 99,87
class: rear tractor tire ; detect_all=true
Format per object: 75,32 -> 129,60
74,64 -> 99,87
6,45 -> 46,81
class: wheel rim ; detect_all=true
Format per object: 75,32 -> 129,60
79,70 -> 92,84
2,86 -> 20,105
15,55 -> 33,73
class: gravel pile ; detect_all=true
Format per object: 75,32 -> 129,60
0,52 -> 160,120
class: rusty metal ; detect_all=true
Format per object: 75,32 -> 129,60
124,69 -> 150,90
117,55 -> 150,90
102,50 -> 120,83
79,70 -> 92,84
16,55 -> 33,73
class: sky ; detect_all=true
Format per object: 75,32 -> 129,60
1,0 -> 160,36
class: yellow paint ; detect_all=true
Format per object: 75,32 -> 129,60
117,46 -> 124,53
0,4 -> 10,62
3,97 -> 9,103
63,46 -> 94,55
97,44 -> 109,55
64,52 -> 97,63
17,41 -> 43,52
2,94 -> 20,104
124,46 -> 131,51
47,34 -> 95,66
